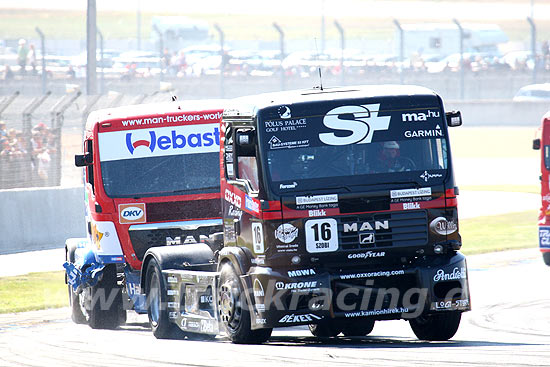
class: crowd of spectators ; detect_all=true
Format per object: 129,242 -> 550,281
0,120 -> 57,189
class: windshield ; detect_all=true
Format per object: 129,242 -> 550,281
101,153 -> 219,198
258,98 -> 450,195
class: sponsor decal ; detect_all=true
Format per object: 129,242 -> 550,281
432,299 -> 470,311
275,243 -> 299,253
166,236 -> 181,246
543,194 -> 550,202
98,124 -> 220,162
305,219 -> 339,253
359,233 -> 375,244
167,302 -> 180,308
200,320 -> 215,333
224,189 -> 242,208
340,269 -> 405,280
200,295 -> 213,304
287,269 -> 316,277
252,222 -> 264,254
345,307 -> 408,318
245,195 -> 260,214
167,276 -> 178,284
343,220 -> 389,232
91,222 -> 104,249
275,281 -> 318,291
255,318 -> 267,325
167,289 -> 179,296
420,170 -> 443,182
433,267 -> 467,282
401,110 -> 440,122
296,194 -> 338,206
403,202 -> 420,210
279,313 -> 322,323
319,104 -> 391,146
168,312 -> 178,319
253,279 -> 265,298
256,304 -> 266,312
275,223 -> 298,244
390,187 -> 432,199
265,118 -> 307,133
539,227 -> 550,249
280,181 -> 298,190
309,209 -> 327,217
227,205 -> 243,220
125,128 -> 219,154
268,136 -> 309,150
119,203 -> 146,224
278,106 -> 292,119
348,251 -> 386,259
404,126 -> 443,138
430,217 -> 458,235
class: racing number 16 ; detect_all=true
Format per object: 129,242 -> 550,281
305,219 -> 338,253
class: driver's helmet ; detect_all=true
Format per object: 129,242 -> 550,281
383,141 -> 400,150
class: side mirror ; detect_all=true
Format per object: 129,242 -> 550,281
446,111 -> 462,127
236,129 -> 256,156
533,138 -> 541,150
75,153 -> 93,167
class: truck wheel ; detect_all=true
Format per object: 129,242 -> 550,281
543,252 -> 550,266
341,318 -> 375,337
308,320 -> 342,337
218,263 -> 272,344
66,243 -> 87,324
146,259 -> 184,339
86,264 -> 123,329
409,311 -> 461,341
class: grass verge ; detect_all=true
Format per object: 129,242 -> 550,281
460,210 -> 538,255
0,271 -> 68,314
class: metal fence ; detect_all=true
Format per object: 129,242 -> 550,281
0,90 -> 176,190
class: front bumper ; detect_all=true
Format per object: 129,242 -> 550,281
244,252 -> 471,329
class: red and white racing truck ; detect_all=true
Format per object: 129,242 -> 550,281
533,111 -> 550,266
65,100 -> 224,330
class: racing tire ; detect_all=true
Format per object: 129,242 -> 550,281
85,264 -> 124,329
409,311 -> 461,341
542,252 -> 550,266
66,242 -> 87,324
146,259 -> 185,339
218,263 -> 272,344
341,318 -> 375,337
308,320 -> 343,338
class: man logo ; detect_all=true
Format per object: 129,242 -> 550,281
319,104 -> 391,146
360,233 -> 375,244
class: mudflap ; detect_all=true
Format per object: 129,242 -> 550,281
162,269 -> 221,335
422,253 -> 472,314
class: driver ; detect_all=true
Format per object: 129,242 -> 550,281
373,141 -> 411,172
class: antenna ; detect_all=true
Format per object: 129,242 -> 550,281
314,38 -> 324,90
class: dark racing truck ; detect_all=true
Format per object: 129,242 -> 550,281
154,85 -> 469,343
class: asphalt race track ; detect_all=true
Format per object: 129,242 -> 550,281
0,249 -> 548,367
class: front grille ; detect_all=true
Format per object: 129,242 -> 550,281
146,199 -> 221,222
338,210 -> 428,250
129,224 -> 223,261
